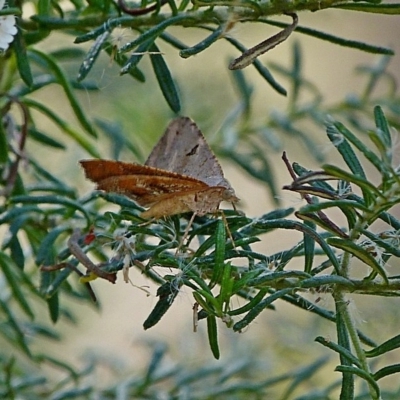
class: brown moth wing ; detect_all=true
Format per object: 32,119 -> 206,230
83,173 -> 208,207
80,159 -> 203,182
145,117 -> 235,191
141,187 -> 235,219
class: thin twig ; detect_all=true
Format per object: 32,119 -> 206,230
41,262 -> 97,302
282,152 -> 348,238
68,230 -> 117,283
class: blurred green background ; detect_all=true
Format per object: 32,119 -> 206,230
9,4 -> 400,396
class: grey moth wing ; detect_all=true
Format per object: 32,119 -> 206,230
145,117 -> 234,191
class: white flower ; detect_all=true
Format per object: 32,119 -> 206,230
0,0 -> 17,52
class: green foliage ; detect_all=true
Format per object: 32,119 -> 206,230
1,0 -> 400,398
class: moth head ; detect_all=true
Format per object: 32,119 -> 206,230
222,188 -> 239,203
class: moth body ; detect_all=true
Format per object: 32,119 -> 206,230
80,117 -> 239,220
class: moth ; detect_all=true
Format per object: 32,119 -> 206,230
80,117 -> 239,226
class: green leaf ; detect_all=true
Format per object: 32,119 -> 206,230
250,219 -> 341,272
159,32 -> 188,50
95,118 -> 143,160
28,49 -> 97,137
25,322 -> 60,340
36,226 -> 70,266
374,106 -> 392,147
233,288 -> 294,332
149,43 -> 181,113
290,41 -> 302,107
77,31 -> 110,81
0,7 -> 21,16
271,113 -> 324,162
258,207 -> 295,221
327,237 -> 388,284
74,15 -> 127,43
193,291 -> 213,314
247,270 -> 311,287
365,334 -> 400,358
303,220 -> 315,273
144,343 -> 167,381
0,253 -> 34,319
118,14 -> 192,53
28,127 -> 66,149
180,25 -> 223,58
120,38 -> 155,75
210,220 -> 226,287
280,357 -> 328,399
22,98 -> 100,157
104,46 -> 145,82
228,288 -> 269,316
0,297 -> 32,357
34,354 -> 78,380
298,199 -> 369,215
221,144 -> 280,205
143,280 -> 180,330
335,366 -> 380,399
194,289 -> 221,314
332,121 -> 385,175
334,303 -> 355,400
322,164 -> 383,200
361,229 -> 400,258
12,27 -> 33,87
207,315 -> 220,359
0,117 -> 8,163
9,195 -> 91,227
50,47 -> 87,60
297,200 -> 364,233
231,68 -> 253,115
8,236 -> 25,270
334,3 -> 400,14
94,191 -> 144,210
371,105 -> 392,165
326,124 -> 366,179
219,262 -> 234,310
166,0 -> 178,14
46,387 -> 92,399
42,268 -> 72,298
0,205 -> 41,225
30,159 -> 75,192
47,292 -> 59,323
315,336 -> 361,368
374,364 -> 400,381
261,18 -> 394,55
292,163 -> 335,192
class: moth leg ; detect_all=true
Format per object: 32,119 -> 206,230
231,201 -> 237,212
176,212 -> 197,254
219,210 -> 237,250
138,217 -> 156,227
